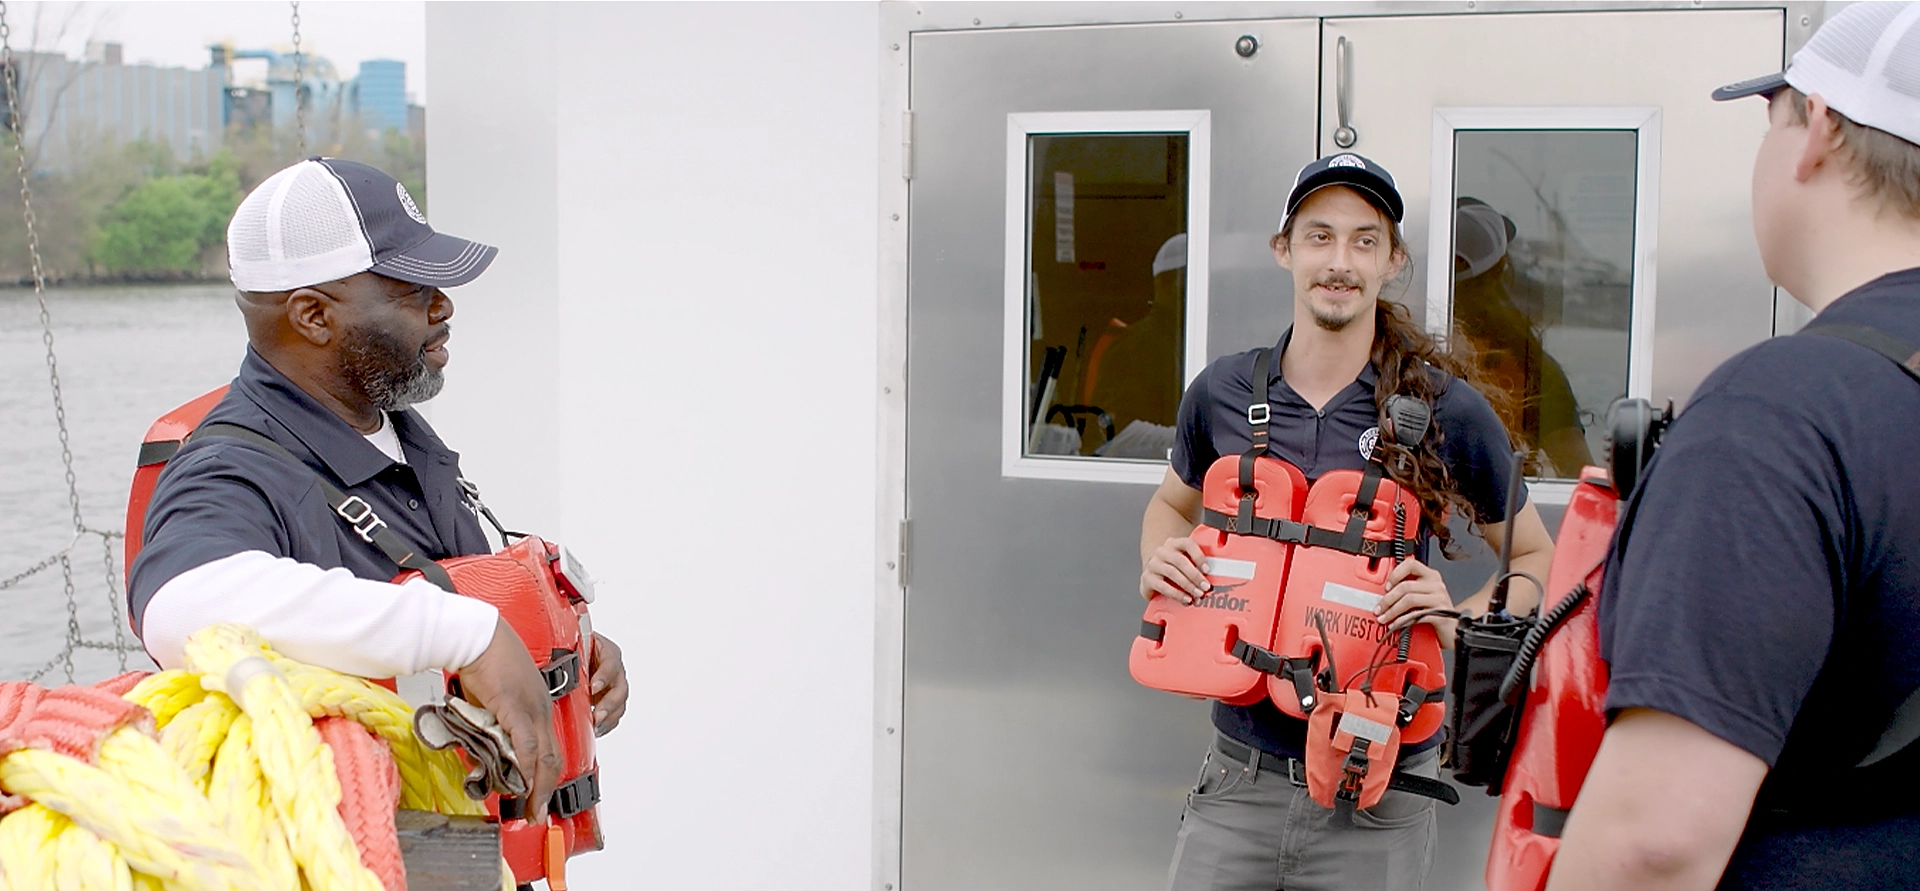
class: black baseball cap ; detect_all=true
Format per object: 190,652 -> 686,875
1281,152 -> 1405,230
227,157 -> 498,292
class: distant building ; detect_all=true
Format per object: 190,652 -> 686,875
4,43 -> 224,169
353,60 -> 407,133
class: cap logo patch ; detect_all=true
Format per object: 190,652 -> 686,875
396,183 -> 427,225
1328,154 -> 1367,170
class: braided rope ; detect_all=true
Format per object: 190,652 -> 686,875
159,694 -> 239,792
185,624 -> 385,891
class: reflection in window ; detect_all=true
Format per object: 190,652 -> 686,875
1450,130 -> 1636,479
1024,134 -> 1189,462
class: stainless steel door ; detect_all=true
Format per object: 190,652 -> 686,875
904,20 -> 1321,890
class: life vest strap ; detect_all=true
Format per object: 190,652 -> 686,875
1212,735 -> 1462,805
1139,619 -> 1166,643
447,648 -> 582,703
1229,639 -> 1285,676
188,422 -> 460,595
498,767 -> 602,822
1531,801 -> 1570,838
1200,508 -> 1415,559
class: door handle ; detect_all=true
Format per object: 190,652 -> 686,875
1334,35 -> 1357,149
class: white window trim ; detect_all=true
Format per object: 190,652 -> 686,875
1425,106 -> 1661,506
1001,109 -> 1212,485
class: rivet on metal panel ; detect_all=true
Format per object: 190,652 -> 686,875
891,213 -> 900,221
1801,15 -> 1812,27
884,386 -> 893,394
887,561 -> 896,569
1235,35 -> 1258,58
891,43 -> 900,50
887,727 -> 896,734
1174,11 -> 1184,19
972,17 -> 980,25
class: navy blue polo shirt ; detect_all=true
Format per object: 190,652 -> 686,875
1172,328 -> 1522,760
129,347 -> 491,635
1600,270 -> 1920,887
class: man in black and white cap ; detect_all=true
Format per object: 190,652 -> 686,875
1551,3 -> 1920,888
130,158 -> 630,826
1140,152 -> 1551,891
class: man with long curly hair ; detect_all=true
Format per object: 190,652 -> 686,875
1139,153 -> 1554,891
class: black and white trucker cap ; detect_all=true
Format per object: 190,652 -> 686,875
1280,152 -> 1406,230
1712,2 -> 1920,147
226,158 -> 497,292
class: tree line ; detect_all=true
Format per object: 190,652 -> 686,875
0,119 -> 426,285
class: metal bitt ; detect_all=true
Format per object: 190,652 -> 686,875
1235,35 -> 1259,58
1334,35 -> 1358,148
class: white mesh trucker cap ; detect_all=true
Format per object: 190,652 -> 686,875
227,158 -> 498,292
1713,1 -> 1920,147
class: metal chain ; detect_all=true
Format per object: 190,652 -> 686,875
290,1 -> 306,158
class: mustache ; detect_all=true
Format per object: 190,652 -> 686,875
422,323 -> 452,351
1311,273 -> 1362,289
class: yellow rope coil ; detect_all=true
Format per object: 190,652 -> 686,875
0,731 -> 267,889
1,625 -> 511,889
159,694 -> 239,793
185,624 -> 384,891
205,714 -> 296,891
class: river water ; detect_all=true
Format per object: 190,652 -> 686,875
1,283 -> 247,682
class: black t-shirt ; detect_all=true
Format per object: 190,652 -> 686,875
1599,270 -> 1920,887
1171,329 -> 1522,759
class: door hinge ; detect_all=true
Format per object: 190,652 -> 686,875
897,518 -> 912,588
902,109 -> 915,181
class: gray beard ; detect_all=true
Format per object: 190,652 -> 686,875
340,323 -> 446,411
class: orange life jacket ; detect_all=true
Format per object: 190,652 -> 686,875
126,387 -> 604,887
1131,347 -> 1453,814
1483,466 -> 1616,891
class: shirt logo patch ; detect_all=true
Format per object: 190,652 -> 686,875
396,183 -> 428,225
1327,154 -> 1367,170
1358,426 -> 1379,460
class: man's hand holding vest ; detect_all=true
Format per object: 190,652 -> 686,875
1142,536 -> 1211,605
588,631 -> 628,736
1378,558 -> 1457,647
458,617 -> 565,823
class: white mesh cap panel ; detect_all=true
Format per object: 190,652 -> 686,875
1808,2 -> 1903,76
226,161 -> 375,292
1883,22 -> 1920,100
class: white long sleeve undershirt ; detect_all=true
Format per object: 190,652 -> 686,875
141,550 -> 499,677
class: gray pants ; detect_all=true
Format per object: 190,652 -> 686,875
1165,736 -> 1439,891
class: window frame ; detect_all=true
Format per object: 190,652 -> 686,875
1425,106 -> 1662,504
1000,109 -> 1213,484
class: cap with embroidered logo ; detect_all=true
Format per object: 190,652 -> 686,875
1281,152 -> 1405,231
226,157 -> 498,293
1711,2 -> 1920,148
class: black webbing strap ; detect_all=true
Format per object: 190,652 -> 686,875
137,439 -> 182,467
1531,800 -> 1570,837
1237,346 -> 1278,530
1230,639 -> 1284,675
1336,461 -> 1386,555
1804,323 -> 1920,384
1139,619 -> 1166,643
189,422 -> 458,594
1199,508 -> 1415,559
1396,683 -> 1444,727
498,767 -> 601,822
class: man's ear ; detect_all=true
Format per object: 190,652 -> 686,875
1795,92 -> 1844,183
1271,233 -> 1293,271
285,287 -> 336,346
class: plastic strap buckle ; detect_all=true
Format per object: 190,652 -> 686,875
1282,657 -> 1321,712
543,649 -> 581,699
1231,640 -> 1283,676
333,495 -> 388,543
1247,403 -> 1271,426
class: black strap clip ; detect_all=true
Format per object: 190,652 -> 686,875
498,768 -> 601,822
1231,640 -> 1284,676
543,648 -> 582,699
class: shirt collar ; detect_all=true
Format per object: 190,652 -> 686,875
233,347 -> 409,487
1274,325 -> 1380,391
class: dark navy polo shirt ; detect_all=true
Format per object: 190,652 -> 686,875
1600,270 -> 1920,886
128,347 -> 491,635
1171,328 -> 1522,760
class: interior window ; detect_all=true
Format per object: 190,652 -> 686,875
1449,130 -> 1637,479
1024,133 -> 1190,462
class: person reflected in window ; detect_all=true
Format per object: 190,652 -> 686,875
1087,233 -> 1186,459
1450,198 -> 1593,476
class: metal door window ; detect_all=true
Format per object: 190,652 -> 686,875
1426,107 -> 1660,494
1003,110 -> 1211,484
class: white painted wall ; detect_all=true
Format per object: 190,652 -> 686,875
427,4 -> 882,888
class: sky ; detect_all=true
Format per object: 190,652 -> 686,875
10,2 -> 429,103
